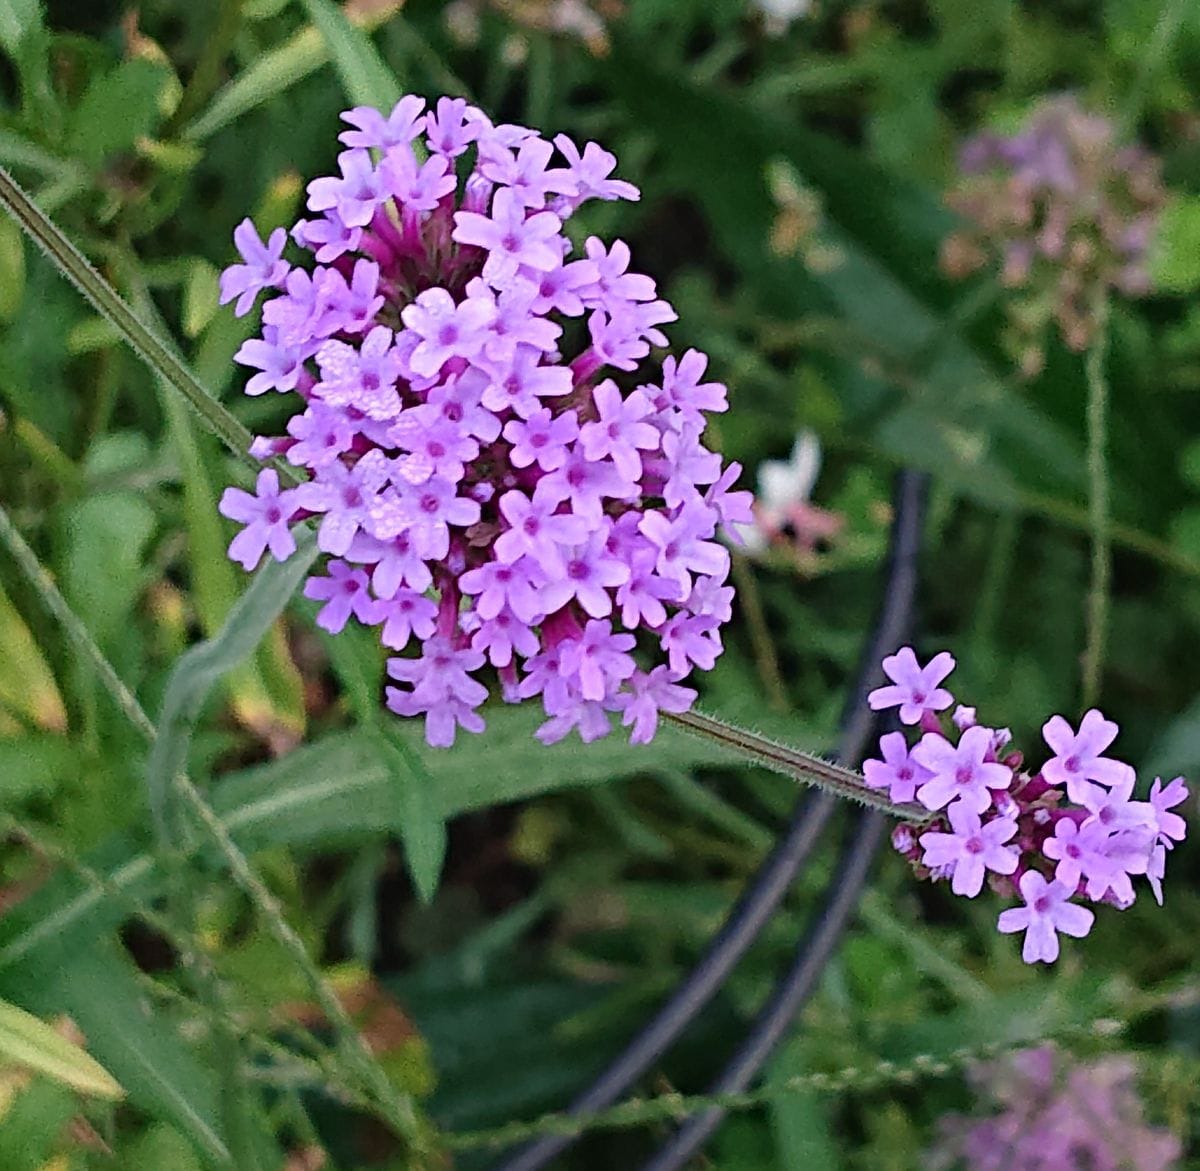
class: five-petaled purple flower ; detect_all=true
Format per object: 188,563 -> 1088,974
1041,709 -> 1135,803
919,802 -> 1018,897
912,726 -> 1013,814
998,871 -> 1095,964
868,647 -> 956,725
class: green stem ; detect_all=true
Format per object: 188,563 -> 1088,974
730,554 -> 790,713
0,166 -> 271,480
442,1018 -> 1114,1151
1081,297 -> 1111,709
662,709 -> 925,821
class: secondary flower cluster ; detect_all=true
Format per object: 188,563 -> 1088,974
929,1045 -> 1181,1171
217,95 -> 751,748
865,648 -> 1188,964
941,95 -> 1164,376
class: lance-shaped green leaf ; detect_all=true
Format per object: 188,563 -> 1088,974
0,712 -> 741,981
184,5 -> 401,142
300,0 -> 401,112
0,996 -> 123,1099
319,618 -> 446,904
146,533 -> 318,841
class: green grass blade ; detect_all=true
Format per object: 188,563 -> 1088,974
146,532 -> 318,841
184,6 -> 399,141
300,0 -> 400,111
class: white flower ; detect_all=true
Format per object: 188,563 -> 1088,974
732,430 -> 823,552
754,0 -> 813,36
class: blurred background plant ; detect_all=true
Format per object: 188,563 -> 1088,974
2,0 -> 1200,1167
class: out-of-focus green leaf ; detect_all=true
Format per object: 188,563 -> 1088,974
146,530 -> 317,837
68,58 -> 171,166
1150,196 -> 1200,293
0,996 -> 123,1098
182,261 -> 220,339
0,1077 -> 77,1171
0,216 -> 24,321
0,941 -> 230,1165
0,0 -> 40,58
59,492 -> 155,654
300,0 -> 401,111
320,618 -> 446,903
0,736 -> 75,804
378,727 -> 446,905
118,1123 -> 207,1171
185,5 -> 399,141
0,584 -> 66,734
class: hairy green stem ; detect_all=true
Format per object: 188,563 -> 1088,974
1081,297 -> 1111,709
662,709 -> 925,821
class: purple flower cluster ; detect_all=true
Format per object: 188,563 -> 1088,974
865,648 -> 1189,964
217,95 -> 751,748
929,1045 -> 1181,1171
942,95 -> 1164,376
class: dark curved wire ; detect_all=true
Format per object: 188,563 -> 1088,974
491,470 -> 927,1171
639,812 -> 888,1171
639,470 -> 926,1170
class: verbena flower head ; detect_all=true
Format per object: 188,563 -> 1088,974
941,95 -> 1165,376
866,647 -> 1189,964
217,95 -> 743,748
929,1044 -> 1181,1171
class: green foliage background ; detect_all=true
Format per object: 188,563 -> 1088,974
2,0 -> 1200,1166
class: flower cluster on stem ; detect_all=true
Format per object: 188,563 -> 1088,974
217,94 -> 752,748
929,1044 -> 1181,1171
866,648 -> 1188,964
941,95 -> 1164,377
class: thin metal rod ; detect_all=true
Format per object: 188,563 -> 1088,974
492,471 -> 926,1171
